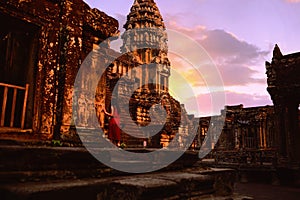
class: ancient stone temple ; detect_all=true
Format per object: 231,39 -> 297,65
266,45 -> 300,165
0,0 -> 119,139
0,0 -> 189,147
96,0 -> 184,147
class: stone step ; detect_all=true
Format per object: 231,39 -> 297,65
0,145 -> 103,171
0,145 -> 117,183
0,142 -> 243,199
197,194 -> 254,200
0,144 -> 200,182
102,173 -> 216,200
0,168 -> 114,183
0,172 -> 219,200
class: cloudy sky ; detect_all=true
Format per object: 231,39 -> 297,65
84,0 -> 300,116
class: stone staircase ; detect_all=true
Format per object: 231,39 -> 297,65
119,106 -> 145,148
0,145 -> 114,183
0,142 -> 253,200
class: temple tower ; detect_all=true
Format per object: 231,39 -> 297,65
266,45 -> 300,166
106,0 -> 182,147
121,0 -> 170,94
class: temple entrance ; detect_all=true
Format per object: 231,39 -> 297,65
0,12 -> 39,130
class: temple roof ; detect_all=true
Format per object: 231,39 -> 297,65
121,0 -> 169,62
124,0 -> 165,30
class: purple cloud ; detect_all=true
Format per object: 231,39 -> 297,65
164,18 -> 270,87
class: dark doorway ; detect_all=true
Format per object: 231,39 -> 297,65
0,12 -> 39,129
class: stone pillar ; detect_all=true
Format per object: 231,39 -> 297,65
139,67 -> 142,90
166,75 -> 169,90
156,72 -> 160,93
35,24 -> 60,137
259,121 -> 263,148
164,76 -> 167,91
263,118 -> 267,148
145,65 -> 149,89
275,105 -> 288,158
286,102 -> 300,164
273,101 -> 300,164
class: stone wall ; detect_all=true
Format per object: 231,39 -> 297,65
0,0 -> 119,138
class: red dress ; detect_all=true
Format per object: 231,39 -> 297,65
108,107 -> 121,141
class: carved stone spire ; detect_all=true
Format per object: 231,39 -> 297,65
273,44 -> 283,59
121,0 -> 168,57
119,0 -> 171,102
124,0 -> 165,30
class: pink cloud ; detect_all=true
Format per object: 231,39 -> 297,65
184,91 -> 273,117
285,0 -> 300,3
224,91 -> 272,107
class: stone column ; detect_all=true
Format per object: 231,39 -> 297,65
286,102 -> 300,164
275,105 -> 287,158
263,117 -> 267,149
164,76 -> 167,91
166,75 -> 169,90
139,67 -> 142,90
259,121 -> 263,148
156,72 -> 160,93
145,65 -> 149,89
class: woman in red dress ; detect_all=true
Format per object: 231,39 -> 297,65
105,102 -> 121,146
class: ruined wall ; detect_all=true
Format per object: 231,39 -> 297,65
196,105 -> 276,151
0,0 -> 118,138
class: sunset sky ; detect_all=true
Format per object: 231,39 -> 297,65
84,0 -> 300,116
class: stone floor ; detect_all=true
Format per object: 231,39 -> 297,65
235,182 -> 300,200
1,171 -> 254,200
